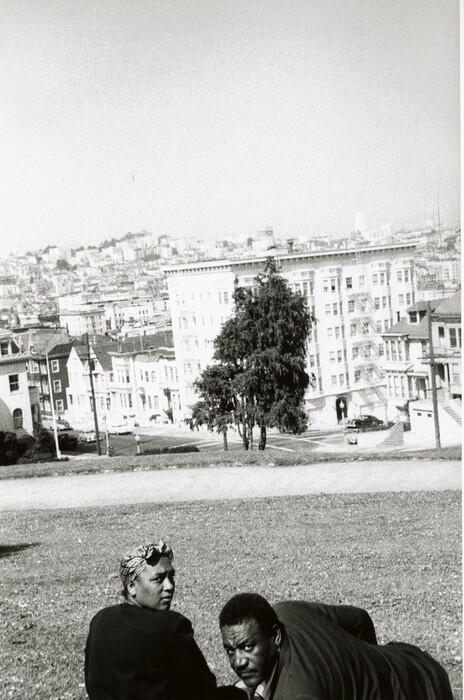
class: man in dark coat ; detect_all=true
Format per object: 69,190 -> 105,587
219,593 -> 453,699
85,540 -> 245,699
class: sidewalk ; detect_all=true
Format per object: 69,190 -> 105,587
0,459 -> 460,511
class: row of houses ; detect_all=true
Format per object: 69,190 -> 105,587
0,329 -> 181,440
0,243 -> 461,447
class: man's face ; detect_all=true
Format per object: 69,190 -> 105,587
221,619 -> 281,689
127,556 -> 175,611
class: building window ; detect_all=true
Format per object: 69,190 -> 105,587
374,298 -> 380,310
397,271 -> 403,282
331,375 -> 337,387
51,359 -> 59,372
438,326 -> 445,343
346,277 -> 352,289
337,350 -> 343,363
339,373 -> 345,386
449,328 -> 458,348
404,270 -> 410,282
327,328 -> 333,337
53,379 -> 62,393
9,374 -> 19,392
335,327 -> 340,339
350,323 -> 357,336
352,347 -> 359,359
55,399 -> 64,413
399,294 -> 404,306
354,370 -> 361,383
382,297 -> 387,308
329,352 -> 335,363
406,293 -> 411,305
325,304 -> 331,316
1,341 -> 9,355
348,300 -> 354,313
373,273 -> 378,285
145,371 -> 149,381
333,303 -> 338,316
151,371 -> 156,382
13,408 -> 23,429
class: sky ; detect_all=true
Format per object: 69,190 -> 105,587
0,0 -> 460,252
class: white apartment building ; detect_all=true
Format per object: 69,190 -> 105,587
164,243 -> 417,426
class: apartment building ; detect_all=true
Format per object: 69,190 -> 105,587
164,243 -> 417,425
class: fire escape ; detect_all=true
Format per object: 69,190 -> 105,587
348,290 -> 386,405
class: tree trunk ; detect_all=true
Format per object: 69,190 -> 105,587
258,424 -> 266,450
222,427 -> 228,451
249,420 -> 254,451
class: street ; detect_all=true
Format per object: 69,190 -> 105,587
67,425 -> 348,458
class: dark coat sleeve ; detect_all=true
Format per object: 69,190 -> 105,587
168,614 -> 217,699
305,602 -> 378,644
168,615 -> 247,700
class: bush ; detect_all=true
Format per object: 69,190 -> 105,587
19,426 -> 56,464
141,445 -> 200,455
0,431 -> 19,466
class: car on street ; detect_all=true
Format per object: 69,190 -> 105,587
78,429 -> 102,443
42,417 -> 72,431
107,423 -> 132,435
344,415 -> 386,433
45,430 -> 78,451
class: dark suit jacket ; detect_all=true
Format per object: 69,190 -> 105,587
270,601 -> 452,700
85,603 -> 241,700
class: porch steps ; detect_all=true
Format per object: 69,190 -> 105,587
380,422 -> 404,447
442,403 -> 462,426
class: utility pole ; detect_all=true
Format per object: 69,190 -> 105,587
427,301 -> 441,448
86,333 -> 102,456
45,353 -> 62,459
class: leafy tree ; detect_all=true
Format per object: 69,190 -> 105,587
193,364 -> 236,450
56,258 -> 71,271
192,258 -> 312,450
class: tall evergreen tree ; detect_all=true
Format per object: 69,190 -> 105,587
192,257 -> 312,450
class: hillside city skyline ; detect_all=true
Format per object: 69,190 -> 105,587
0,1 -> 459,254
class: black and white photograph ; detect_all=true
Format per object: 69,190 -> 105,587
0,1 -> 461,698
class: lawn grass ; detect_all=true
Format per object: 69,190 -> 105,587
0,444 -> 461,481
0,490 -> 461,699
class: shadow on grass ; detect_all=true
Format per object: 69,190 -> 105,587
0,542 -> 41,559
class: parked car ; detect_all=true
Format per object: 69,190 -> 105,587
44,430 -> 78,451
344,415 -> 386,433
107,423 -> 132,435
78,429 -> 102,443
42,417 -> 72,431
58,432 -> 78,450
